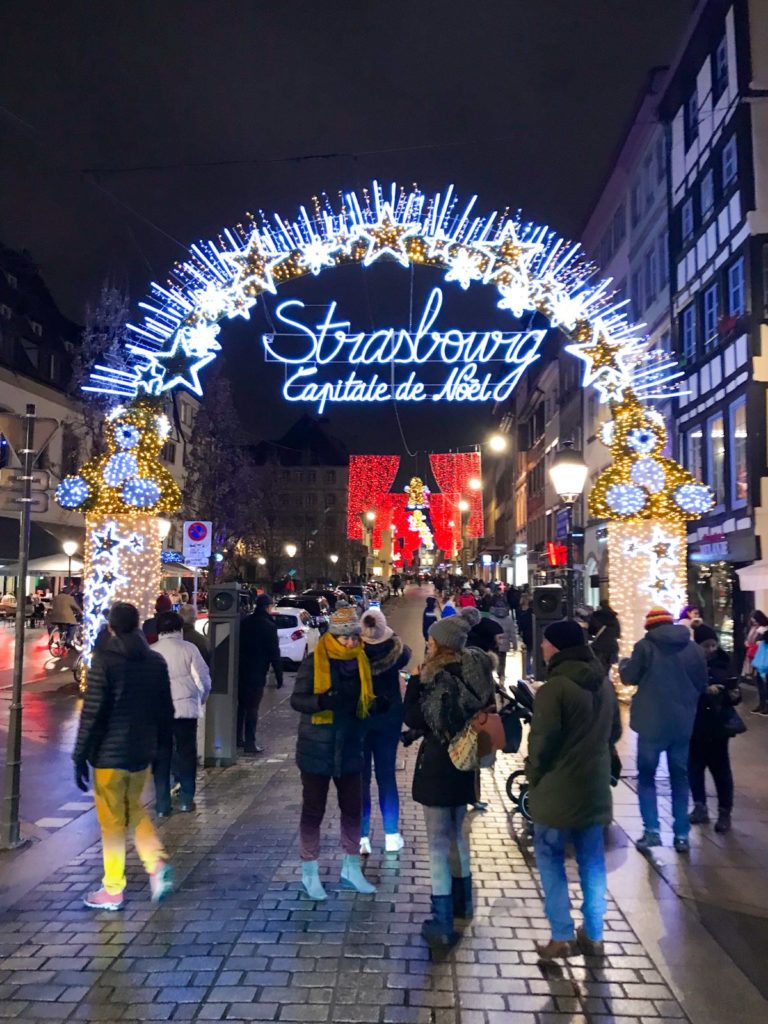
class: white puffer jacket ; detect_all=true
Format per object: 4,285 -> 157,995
153,631 -> 211,719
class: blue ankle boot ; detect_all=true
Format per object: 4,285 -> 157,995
421,895 -> 456,949
452,876 -> 474,919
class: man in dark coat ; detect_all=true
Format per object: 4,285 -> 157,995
238,594 -> 283,754
527,619 -> 621,961
620,606 -> 707,854
72,602 -> 175,911
460,606 -> 503,653
587,600 -> 621,674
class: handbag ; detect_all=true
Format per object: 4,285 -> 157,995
752,643 -> 768,674
500,704 -> 523,753
448,708 -> 505,771
721,705 -> 747,737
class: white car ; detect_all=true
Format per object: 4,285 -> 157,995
270,607 -> 319,666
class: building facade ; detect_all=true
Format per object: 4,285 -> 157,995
660,0 -> 768,652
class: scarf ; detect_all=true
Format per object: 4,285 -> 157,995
311,631 -> 374,725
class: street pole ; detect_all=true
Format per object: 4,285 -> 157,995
1,404 -> 35,849
565,502 -> 575,619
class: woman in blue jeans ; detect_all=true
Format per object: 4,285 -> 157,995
403,615 -> 495,949
360,609 -> 411,855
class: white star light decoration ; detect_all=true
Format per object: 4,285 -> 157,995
82,182 -> 679,410
83,523 -> 144,660
623,525 -> 686,612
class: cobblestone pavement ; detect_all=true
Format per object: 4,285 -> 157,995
0,677 -> 695,1024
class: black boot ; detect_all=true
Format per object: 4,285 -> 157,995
421,895 -> 456,949
714,810 -> 732,834
452,876 -> 474,920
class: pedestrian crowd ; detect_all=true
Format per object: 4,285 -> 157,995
71,577 -> 755,964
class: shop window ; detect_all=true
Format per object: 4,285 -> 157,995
684,89 -> 699,150
686,428 -> 704,482
681,198 -> 694,243
712,35 -> 728,102
730,398 -> 748,507
727,257 -> 745,316
722,137 -> 737,187
703,283 -> 719,349
700,170 -> 714,220
681,303 -> 697,358
708,413 -> 726,506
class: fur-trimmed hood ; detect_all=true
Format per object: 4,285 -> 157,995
365,635 -> 408,676
420,647 -> 496,739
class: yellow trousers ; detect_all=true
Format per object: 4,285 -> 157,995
93,767 -> 167,895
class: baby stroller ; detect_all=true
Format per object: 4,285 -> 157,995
498,679 -> 535,823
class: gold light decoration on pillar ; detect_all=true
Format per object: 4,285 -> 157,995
55,398 -> 182,659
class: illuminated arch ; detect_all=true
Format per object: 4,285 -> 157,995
66,180 -> 714,527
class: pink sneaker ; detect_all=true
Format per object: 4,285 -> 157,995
83,887 -> 124,911
150,861 -> 174,903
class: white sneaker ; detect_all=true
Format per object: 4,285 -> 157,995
359,837 -> 372,856
384,832 -> 404,853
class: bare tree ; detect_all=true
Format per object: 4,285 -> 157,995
69,281 -> 131,458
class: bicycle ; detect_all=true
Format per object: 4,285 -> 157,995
48,622 -> 84,658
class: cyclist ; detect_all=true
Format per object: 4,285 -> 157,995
49,587 -> 81,646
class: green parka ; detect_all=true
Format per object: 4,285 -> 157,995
526,645 -> 621,830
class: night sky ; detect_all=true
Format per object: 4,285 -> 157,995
0,0 -> 694,453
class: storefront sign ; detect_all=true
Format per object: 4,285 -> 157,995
262,286 -> 545,413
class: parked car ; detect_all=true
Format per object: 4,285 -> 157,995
270,607 -> 319,667
338,584 -> 368,609
277,595 -> 330,632
302,587 -> 343,611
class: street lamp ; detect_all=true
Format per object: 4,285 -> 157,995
549,442 -> 588,618
488,433 -> 508,453
457,500 -> 470,512
285,543 -> 297,558
257,556 -> 266,566
468,478 -> 482,491
329,554 -> 339,564
62,540 -> 78,592
365,511 -> 376,522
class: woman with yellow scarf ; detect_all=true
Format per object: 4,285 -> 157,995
290,605 -> 377,900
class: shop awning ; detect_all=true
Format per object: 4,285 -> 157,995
0,516 -> 70,565
2,554 -> 84,575
735,560 -> 768,591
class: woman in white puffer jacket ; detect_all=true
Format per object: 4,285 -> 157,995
152,611 -> 212,814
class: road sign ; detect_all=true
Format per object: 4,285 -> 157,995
183,520 -> 212,567
0,413 -> 58,460
0,491 -> 49,513
0,468 -> 50,489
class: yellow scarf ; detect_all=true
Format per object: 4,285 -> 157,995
311,631 -> 374,725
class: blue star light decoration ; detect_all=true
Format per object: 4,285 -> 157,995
80,180 -> 686,414
82,521 -> 135,660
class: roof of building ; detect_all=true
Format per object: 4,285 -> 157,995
251,414 -> 349,467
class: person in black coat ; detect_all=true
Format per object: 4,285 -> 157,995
72,602 -> 175,911
587,601 -> 621,675
360,608 -> 411,855
688,624 -> 742,834
290,606 -> 378,901
237,594 -> 283,754
404,614 -> 495,948
461,605 -> 503,653
422,596 -> 439,641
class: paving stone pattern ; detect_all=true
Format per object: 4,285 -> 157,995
0,690 -> 690,1023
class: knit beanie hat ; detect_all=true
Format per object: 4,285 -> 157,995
645,607 -> 674,629
255,594 -> 273,610
543,619 -> 585,651
693,623 -> 718,645
429,614 -> 471,651
155,594 -> 172,613
459,606 -> 481,627
361,607 -> 393,644
329,605 -> 362,636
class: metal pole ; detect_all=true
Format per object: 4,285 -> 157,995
192,568 -> 198,612
566,502 -> 575,619
1,404 -> 35,849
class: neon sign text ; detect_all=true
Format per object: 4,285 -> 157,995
263,287 -> 544,412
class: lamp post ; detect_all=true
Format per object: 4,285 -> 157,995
488,432 -> 508,453
549,442 -> 588,618
457,500 -> 470,569
62,540 -> 78,593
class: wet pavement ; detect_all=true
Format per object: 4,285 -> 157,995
0,586 -> 765,1022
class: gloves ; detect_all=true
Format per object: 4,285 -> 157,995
369,695 -> 391,716
317,690 -> 341,711
74,760 -> 89,793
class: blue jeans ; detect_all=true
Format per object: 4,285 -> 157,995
361,711 -> 402,837
533,824 -> 607,941
637,736 -> 690,838
423,805 -> 471,896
